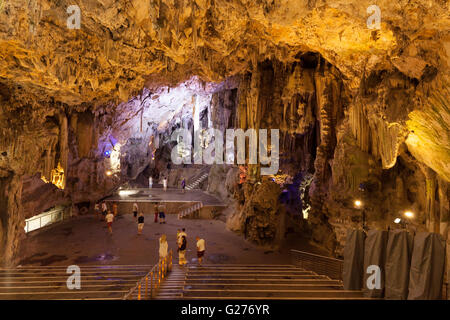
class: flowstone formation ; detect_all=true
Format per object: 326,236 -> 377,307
0,0 -> 449,265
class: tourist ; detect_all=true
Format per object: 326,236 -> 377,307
181,177 -> 186,193
113,202 -> 118,216
137,212 -> 144,235
196,236 -> 206,265
94,202 -> 101,220
163,176 -> 167,191
105,210 -> 114,234
154,206 -> 158,223
132,202 -> 138,221
178,231 -> 187,266
159,205 -> 166,224
176,229 -> 181,242
180,228 -> 187,239
101,201 -> 108,221
149,176 -> 153,189
159,234 -> 168,261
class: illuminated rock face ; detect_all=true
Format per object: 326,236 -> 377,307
0,1 -> 449,265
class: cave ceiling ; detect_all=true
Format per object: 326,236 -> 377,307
0,0 -> 447,106
0,0 -> 449,180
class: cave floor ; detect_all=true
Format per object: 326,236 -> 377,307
18,213 -> 325,267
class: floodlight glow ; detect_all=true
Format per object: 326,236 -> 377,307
118,190 -> 134,196
105,170 -> 113,176
354,200 -> 362,208
404,211 -> 414,218
394,218 -> 401,224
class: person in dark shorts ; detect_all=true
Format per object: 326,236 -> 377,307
159,209 -> 165,224
132,202 -> 138,221
181,178 -> 186,193
196,236 -> 205,265
137,212 -> 144,235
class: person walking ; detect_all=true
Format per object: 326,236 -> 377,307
154,205 -> 158,223
94,202 -> 101,220
181,178 -> 186,193
105,210 -> 114,234
132,202 -> 138,222
196,236 -> 206,265
101,201 -> 108,221
177,231 -> 187,266
149,176 -> 153,189
159,234 -> 168,261
163,176 -> 167,191
137,212 -> 144,235
159,205 -> 166,224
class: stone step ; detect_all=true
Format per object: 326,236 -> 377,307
181,289 -> 364,299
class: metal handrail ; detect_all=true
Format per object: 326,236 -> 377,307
24,207 -> 68,233
178,202 -> 203,219
123,250 -> 173,300
290,249 -> 343,281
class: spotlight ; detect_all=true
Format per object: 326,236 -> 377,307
394,218 -> 401,224
404,211 -> 414,218
106,171 -> 113,176
354,200 -> 362,208
118,190 -> 134,196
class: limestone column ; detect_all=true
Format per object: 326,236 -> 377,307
424,168 -> 438,233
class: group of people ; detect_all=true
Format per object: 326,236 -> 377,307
95,201 -> 206,264
157,229 -> 206,266
148,176 -> 186,193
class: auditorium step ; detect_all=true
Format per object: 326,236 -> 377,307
156,264 -> 365,300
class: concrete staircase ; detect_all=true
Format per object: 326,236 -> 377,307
186,167 -> 210,190
0,265 -> 152,300
178,202 -> 203,219
156,264 -> 366,300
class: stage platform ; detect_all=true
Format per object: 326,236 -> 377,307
104,188 -> 226,217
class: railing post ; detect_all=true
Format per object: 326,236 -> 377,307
158,261 -> 161,287
150,272 -> 153,299
145,276 -> 148,299
138,283 -> 141,300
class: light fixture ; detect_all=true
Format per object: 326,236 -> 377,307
394,218 -> 401,224
118,190 -> 134,196
404,211 -> 414,218
105,171 -> 113,176
354,200 -> 362,208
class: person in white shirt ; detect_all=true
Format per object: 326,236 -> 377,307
132,202 -> 138,221
105,211 -> 114,234
159,234 -> 168,261
163,177 -> 167,191
149,176 -> 153,189
94,203 -> 101,220
101,202 -> 108,220
196,236 -> 206,265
